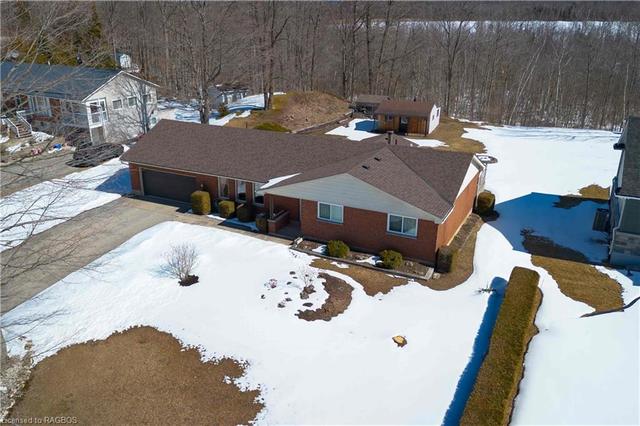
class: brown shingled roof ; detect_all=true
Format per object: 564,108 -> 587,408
122,120 -> 474,219
374,99 -> 435,118
362,132 -> 418,147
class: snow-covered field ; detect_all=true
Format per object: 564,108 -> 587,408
0,157 -> 130,252
2,124 -> 638,424
326,118 -> 445,147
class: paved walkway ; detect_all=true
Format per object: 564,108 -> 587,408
1,196 -> 292,313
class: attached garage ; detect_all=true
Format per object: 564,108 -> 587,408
141,169 -> 197,202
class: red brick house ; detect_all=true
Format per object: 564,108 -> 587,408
122,120 -> 484,264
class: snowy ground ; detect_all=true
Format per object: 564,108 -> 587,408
326,118 -> 445,147
0,157 -> 131,252
156,92 -> 284,126
2,124 -> 638,424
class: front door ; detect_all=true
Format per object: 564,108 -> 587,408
399,116 -> 408,133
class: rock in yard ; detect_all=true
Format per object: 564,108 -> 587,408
277,301 -> 286,308
392,335 -> 407,347
303,302 -> 313,307
303,284 -> 315,294
261,294 -> 265,299
300,291 -> 309,300
285,297 -> 292,302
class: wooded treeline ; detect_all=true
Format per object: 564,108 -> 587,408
2,1 -> 639,129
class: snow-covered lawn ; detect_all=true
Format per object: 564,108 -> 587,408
0,157 -> 130,252
2,123 -> 638,424
467,124 -> 639,425
2,221 -> 493,424
326,118 -> 445,147
156,93 -> 285,126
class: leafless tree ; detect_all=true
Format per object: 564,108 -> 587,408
162,243 -> 199,283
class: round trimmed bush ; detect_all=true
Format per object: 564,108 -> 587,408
474,190 -> 496,216
190,190 -> 211,215
217,200 -> 236,218
378,250 -> 403,270
326,240 -> 350,258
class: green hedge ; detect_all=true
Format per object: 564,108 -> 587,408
461,267 -> 542,426
436,245 -> 458,273
474,190 -> 496,216
217,200 -> 235,218
190,190 -> 211,215
378,250 -> 403,270
236,203 -> 255,223
326,240 -> 350,258
254,122 -> 290,132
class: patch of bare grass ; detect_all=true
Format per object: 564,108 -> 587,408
8,327 -> 263,425
297,273 -> 353,321
427,116 -> 487,154
311,258 -> 408,296
554,184 -> 610,209
521,230 -> 623,312
227,91 -> 349,131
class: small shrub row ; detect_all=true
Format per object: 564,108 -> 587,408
255,213 -> 268,233
461,267 -> 542,426
217,200 -> 235,218
474,190 -> 496,216
236,203 -> 255,222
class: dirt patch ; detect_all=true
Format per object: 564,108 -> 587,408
311,258 -> 409,296
429,215 -> 484,291
426,116 -> 487,154
521,230 -> 624,312
8,327 -> 263,425
297,273 -> 353,321
227,91 -> 349,132
554,184 -> 610,209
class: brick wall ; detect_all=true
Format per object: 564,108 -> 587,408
436,173 -> 479,248
265,194 -> 300,221
299,199 -> 439,263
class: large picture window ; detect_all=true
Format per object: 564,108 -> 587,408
28,95 -> 51,116
387,214 -> 417,237
317,202 -> 343,224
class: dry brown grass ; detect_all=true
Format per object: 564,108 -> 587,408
311,258 -> 408,296
227,91 -> 349,132
9,327 -> 263,424
555,184 -> 610,209
426,116 -> 487,154
297,273 -> 353,321
521,231 -> 623,312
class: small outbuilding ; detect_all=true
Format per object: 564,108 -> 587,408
374,99 -> 441,135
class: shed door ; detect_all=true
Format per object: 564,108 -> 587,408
142,169 -> 197,202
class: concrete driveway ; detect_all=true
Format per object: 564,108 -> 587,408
1,196 -> 291,313
0,151 -> 78,197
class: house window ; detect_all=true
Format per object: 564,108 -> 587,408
237,181 -> 247,202
28,95 -> 51,116
387,214 -> 418,237
317,202 -> 343,224
386,114 -> 393,121
112,99 -> 123,110
128,97 -> 137,107
253,183 -> 264,205
88,99 -> 108,124
218,177 -> 231,199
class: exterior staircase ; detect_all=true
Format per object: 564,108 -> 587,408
4,113 -> 32,139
